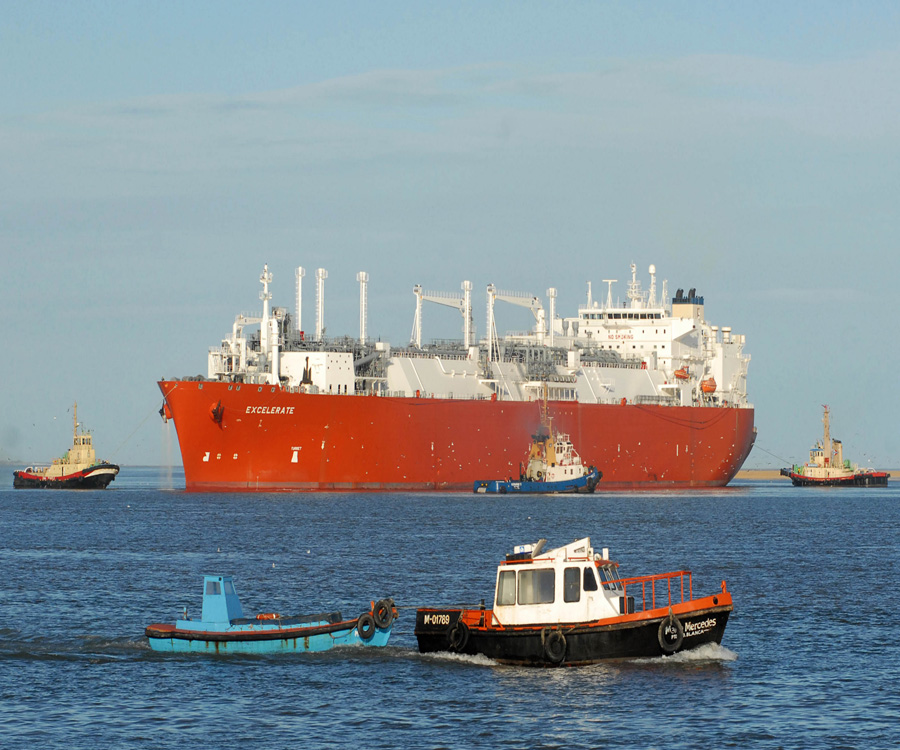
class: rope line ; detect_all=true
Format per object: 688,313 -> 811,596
751,444 -> 793,465
109,398 -> 166,460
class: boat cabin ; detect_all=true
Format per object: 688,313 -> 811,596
176,575 -> 245,631
493,538 -> 633,626
523,430 -> 590,483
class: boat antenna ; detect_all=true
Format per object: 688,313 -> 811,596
602,280 -> 617,310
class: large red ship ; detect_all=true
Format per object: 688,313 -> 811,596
160,264 -> 755,490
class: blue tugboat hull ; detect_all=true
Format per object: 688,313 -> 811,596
473,468 -> 601,494
145,577 -> 397,655
146,621 -> 392,654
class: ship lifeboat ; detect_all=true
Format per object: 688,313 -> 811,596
674,368 -> 689,380
700,378 -> 717,394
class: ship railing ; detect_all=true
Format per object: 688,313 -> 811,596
611,570 -> 694,612
634,395 -> 678,406
400,350 -> 470,362
579,360 -> 645,371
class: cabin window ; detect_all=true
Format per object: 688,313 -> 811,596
517,568 -> 555,605
599,566 -> 623,592
223,580 -> 235,595
564,567 -> 581,603
583,567 -> 599,592
497,570 -> 516,606
205,581 -> 221,596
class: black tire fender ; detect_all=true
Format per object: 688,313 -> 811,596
658,611 -> 684,653
543,628 -> 567,663
448,620 -> 469,652
373,599 -> 394,629
357,613 -> 376,640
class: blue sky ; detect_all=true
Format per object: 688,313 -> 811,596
2,2 -> 899,470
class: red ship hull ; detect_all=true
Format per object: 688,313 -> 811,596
159,380 -> 756,491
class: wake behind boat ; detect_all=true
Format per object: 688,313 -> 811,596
415,536 -> 732,666
145,575 -> 397,654
13,403 -> 119,489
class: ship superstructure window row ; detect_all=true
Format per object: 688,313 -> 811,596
581,313 -> 663,321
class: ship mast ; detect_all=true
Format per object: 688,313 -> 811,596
822,405 -> 832,466
73,401 -> 78,440
259,264 -> 272,353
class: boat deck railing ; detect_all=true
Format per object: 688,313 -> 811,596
613,570 -> 693,612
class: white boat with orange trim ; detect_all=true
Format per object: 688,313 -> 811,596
415,537 -> 732,666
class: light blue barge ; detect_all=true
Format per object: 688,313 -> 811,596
145,575 -> 396,654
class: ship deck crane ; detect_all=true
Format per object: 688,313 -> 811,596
411,281 -> 474,349
486,285 -> 547,360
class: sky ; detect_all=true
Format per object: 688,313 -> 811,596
2,1 -> 899,470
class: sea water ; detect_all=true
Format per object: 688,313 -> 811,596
1,468 -> 898,749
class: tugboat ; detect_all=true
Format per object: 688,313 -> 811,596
780,405 -> 889,487
415,537 -> 732,666
145,575 -> 397,654
13,403 -> 119,489
474,398 -> 601,494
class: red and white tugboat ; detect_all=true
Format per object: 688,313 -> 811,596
780,405 -> 889,487
415,536 -> 732,666
13,403 -> 119,489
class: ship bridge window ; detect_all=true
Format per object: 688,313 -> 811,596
583,567 -> 599,592
223,580 -> 236,596
497,570 -> 516,606
564,567 -> 581,603
517,568 -> 555,605
205,581 -> 222,596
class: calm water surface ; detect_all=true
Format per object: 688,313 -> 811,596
1,468 -> 898,749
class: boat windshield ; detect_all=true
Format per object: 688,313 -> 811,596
597,565 -> 623,591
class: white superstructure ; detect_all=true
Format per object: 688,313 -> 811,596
205,263 -> 751,410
